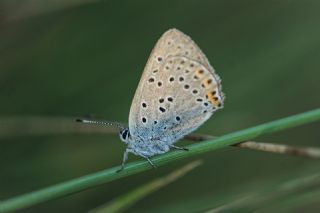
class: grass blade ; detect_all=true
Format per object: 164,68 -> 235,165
0,108 -> 319,212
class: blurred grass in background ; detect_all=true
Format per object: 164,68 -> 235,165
0,0 -> 320,212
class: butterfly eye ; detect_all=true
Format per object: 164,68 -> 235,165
120,129 -> 129,140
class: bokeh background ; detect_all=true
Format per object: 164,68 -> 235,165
1,0 -> 320,212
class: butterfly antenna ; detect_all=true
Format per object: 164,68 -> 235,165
76,118 -> 125,130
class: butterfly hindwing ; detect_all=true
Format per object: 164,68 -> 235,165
128,29 -> 223,143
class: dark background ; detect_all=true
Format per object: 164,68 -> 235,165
1,0 -> 320,212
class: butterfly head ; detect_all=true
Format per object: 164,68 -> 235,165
119,128 -> 130,144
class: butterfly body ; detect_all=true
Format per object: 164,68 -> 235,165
120,128 -> 170,157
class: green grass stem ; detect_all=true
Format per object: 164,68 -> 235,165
1,108 -> 320,212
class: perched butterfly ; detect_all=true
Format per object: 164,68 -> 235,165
77,29 -> 224,172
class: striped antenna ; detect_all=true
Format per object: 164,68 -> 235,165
76,118 -> 125,130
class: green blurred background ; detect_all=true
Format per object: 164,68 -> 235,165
1,0 -> 320,212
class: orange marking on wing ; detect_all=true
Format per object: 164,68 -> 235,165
195,69 -> 204,79
206,91 -> 220,107
202,78 -> 213,89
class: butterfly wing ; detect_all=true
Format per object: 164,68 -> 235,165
128,29 -> 224,143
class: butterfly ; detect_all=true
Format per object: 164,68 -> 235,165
77,29 -> 224,172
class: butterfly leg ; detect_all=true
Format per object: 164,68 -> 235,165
145,157 -> 156,168
116,149 -> 129,173
170,144 -> 189,151
138,154 -> 156,168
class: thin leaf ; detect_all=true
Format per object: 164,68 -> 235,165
0,108 -> 319,212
